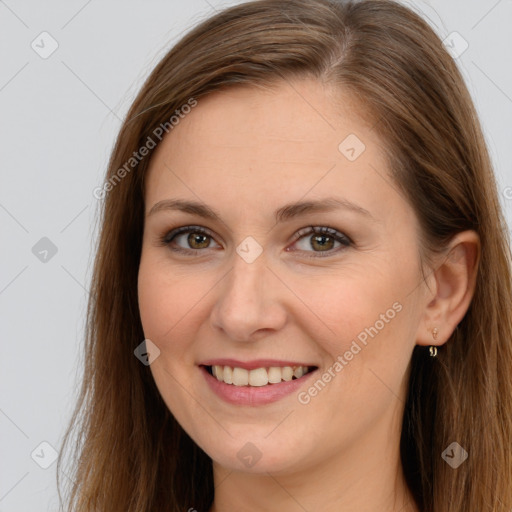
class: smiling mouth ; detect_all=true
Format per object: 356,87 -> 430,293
203,364 -> 318,387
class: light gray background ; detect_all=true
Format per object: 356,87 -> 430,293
1,1 -> 511,510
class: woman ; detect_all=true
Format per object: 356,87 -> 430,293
57,0 -> 512,511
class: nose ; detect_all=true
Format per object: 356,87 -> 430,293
209,251 -> 287,342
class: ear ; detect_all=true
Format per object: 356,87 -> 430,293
415,230 -> 480,347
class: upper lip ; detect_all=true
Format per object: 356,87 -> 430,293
199,359 -> 318,370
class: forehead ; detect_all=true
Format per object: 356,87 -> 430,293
144,78 -> 402,222
160,79 -> 377,158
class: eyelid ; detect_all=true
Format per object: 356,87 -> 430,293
286,226 -> 352,258
161,225 -> 217,245
159,224 -> 352,257
160,225 -> 222,255
290,225 -> 352,244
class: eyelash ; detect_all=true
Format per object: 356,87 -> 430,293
158,225 -> 352,259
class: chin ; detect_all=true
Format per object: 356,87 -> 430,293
204,436 -> 303,475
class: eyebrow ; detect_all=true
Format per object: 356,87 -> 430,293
147,197 -> 376,223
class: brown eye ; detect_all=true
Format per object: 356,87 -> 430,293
186,232 -> 211,249
290,226 -> 352,257
310,233 -> 335,251
161,226 -> 221,254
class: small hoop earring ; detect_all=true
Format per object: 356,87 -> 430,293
429,327 -> 439,357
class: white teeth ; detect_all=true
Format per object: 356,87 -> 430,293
267,367 -> 282,384
223,366 -> 233,384
282,366 -> 294,381
248,368 -> 268,387
210,365 -> 313,386
213,365 -> 223,381
232,367 -> 249,386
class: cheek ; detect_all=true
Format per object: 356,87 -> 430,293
291,271 -> 413,421
137,253 -> 218,358
137,256 -> 202,411
287,259 -> 417,400
138,255 -> 189,345
138,262 -> 169,341
289,264 -> 401,349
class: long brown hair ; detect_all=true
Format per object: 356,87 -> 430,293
57,1 -> 512,510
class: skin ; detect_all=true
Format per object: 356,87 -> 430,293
137,77 -> 479,512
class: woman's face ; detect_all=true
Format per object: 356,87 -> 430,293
138,78 -> 430,475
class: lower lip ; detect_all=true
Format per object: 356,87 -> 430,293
199,365 -> 318,406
